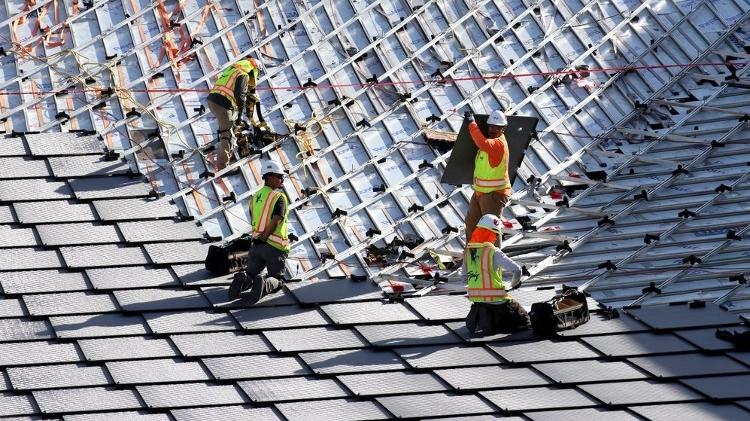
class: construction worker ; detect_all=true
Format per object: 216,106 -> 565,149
464,110 -> 511,244
228,160 -> 290,303
464,214 -> 528,335
207,57 -> 261,172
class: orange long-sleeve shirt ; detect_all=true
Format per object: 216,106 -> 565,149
468,121 -> 512,195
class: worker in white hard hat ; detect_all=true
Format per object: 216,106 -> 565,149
464,214 -> 528,336
463,109 -> 511,245
229,159 -> 290,303
207,57 -> 262,172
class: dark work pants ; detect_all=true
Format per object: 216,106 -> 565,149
245,241 -> 287,295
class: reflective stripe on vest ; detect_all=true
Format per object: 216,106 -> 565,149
465,242 -> 509,302
210,67 -> 247,109
251,186 -> 290,252
472,136 -> 511,193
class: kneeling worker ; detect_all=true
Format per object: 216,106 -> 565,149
229,160 -> 290,303
464,214 -> 529,335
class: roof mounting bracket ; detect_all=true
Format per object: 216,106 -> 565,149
715,183 -> 733,193
103,150 -> 119,161
726,230 -> 742,241
644,233 -> 660,244
730,275 -> 747,284
597,215 -> 614,226
672,165 -> 689,175
366,228 -> 381,238
689,300 -> 706,309
407,203 -> 424,213
356,119 -> 371,128
555,240 -> 572,253
598,260 -> 617,270
398,250 -> 415,260
149,189 -> 164,199
740,114 -> 750,122
302,78 -> 317,88
425,114 -> 440,123
193,105 -> 205,115
199,170 -> 215,179
678,208 -> 696,218
170,150 -> 185,159
641,282 -> 662,295
634,190 -> 649,201
327,98 -> 341,106
350,275 -> 367,282
441,225 -> 457,234
332,208 -> 348,218
682,255 -> 703,265
555,196 -> 569,208
418,160 -> 433,169
126,108 -> 141,118
222,192 -> 236,203
711,139 -> 725,147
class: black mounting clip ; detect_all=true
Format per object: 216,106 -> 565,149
556,240 -> 572,253
598,260 -> 617,270
641,282 -> 662,295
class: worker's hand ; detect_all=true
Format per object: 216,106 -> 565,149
235,117 -> 249,128
464,110 -> 474,122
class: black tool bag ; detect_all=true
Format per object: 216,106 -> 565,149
466,300 -> 530,336
205,235 -> 253,275
530,288 -> 590,335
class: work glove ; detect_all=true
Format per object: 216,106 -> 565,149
464,110 -> 475,122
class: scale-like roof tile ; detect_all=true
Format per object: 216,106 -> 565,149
238,377 -> 348,402
337,371 -> 448,396
136,383 -> 245,408
377,393 -> 496,418
6,363 -> 109,390
275,399 -> 390,421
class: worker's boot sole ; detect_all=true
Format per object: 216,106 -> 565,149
244,275 -> 264,305
228,272 -> 249,300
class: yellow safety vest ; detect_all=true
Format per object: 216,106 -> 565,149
210,66 -> 248,110
251,186 -> 290,252
472,135 -> 511,193
465,242 -> 509,302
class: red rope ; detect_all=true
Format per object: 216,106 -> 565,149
0,61 -> 739,96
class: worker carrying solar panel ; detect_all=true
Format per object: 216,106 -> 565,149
207,57 -> 263,172
464,214 -> 529,336
228,160 -> 290,304
463,110 -> 511,246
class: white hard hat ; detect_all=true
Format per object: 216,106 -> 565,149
476,214 -> 503,234
487,110 -> 507,126
261,160 -> 285,177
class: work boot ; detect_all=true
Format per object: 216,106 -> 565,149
244,274 -> 264,305
228,271 -> 250,300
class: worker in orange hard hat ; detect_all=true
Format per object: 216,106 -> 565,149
463,109 -> 511,245
206,57 -> 262,172
464,214 -> 528,336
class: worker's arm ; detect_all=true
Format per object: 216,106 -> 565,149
469,122 -> 505,167
493,249 -> 522,288
233,73 -> 249,122
245,75 -> 258,121
258,196 -> 286,241
259,215 -> 282,241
